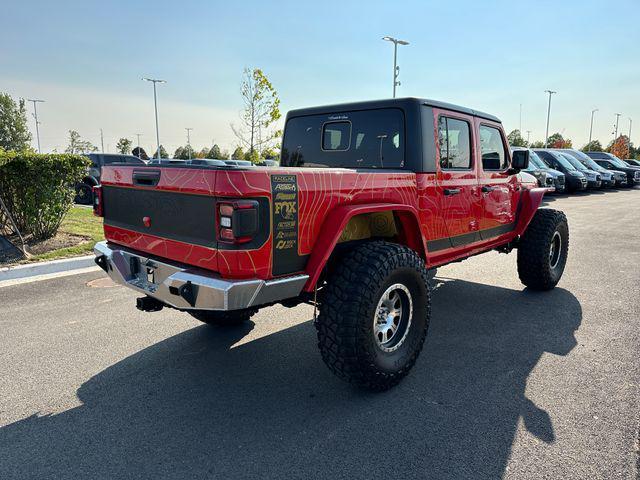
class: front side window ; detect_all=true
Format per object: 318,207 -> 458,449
438,117 -> 471,169
479,125 -> 508,171
322,122 -> 351,151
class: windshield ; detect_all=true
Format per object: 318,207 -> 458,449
606,155 -> 629,168
564,150 -> 606,171
560,153 -> 589,171
528,151 -> 547,169
551,152 -> 577,171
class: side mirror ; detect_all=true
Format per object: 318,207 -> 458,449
511,149 -> 529,172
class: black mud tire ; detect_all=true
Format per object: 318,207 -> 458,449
517,209 -> 569,291
74,183 -> 94,205
427,268 -> 438,286
189,308 -> 257,326
316,241 -> 431,391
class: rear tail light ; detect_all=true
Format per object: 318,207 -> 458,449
93,185 -> 103,217
217,200 -> 259,244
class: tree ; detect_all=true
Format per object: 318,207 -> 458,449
530,140 -> 545,148
220,149 -> 230,160
173,145 -> 196,160
0,93 -> 32,151
608,135 -> 630,159
546,133 -> 572,149
262,147 -> 279,160
581,140 -> 603,152
116,137 -> 132,154
244,149 -> 260,164
507,129 -> 527,147
231,68 -> 281,156
207,144 -> 222,159
196,147 -> 209,159
231,146 -> 244,160
65,130 -> 97,154
153,145 -> 169,158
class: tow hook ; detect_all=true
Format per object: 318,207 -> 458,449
94,255 -> 109,273
136,296 -> 164,312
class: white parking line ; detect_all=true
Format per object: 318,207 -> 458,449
0,266 -> 100,288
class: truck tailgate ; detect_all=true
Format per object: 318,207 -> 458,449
100,166 -> 220,273
102,186 -> 217,248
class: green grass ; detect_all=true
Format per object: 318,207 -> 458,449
28,206 -> 104,262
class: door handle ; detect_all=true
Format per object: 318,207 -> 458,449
133,169 -> 161,187
481,185 -> 495,193
443,188 -> 461,196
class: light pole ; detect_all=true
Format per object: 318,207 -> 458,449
27,99 -> 44,153
628,118 -> 633,144
142,77 -> 166,158
613,113 -> 621,140
382,36 -> 409,98
135,133 -> 142,157
543,90 -> 556,148
526,130 -> 531,145
519,103 -> 522,133
588,108 -> 598,147
185,127 -> 193,160
100,128 -> 105,153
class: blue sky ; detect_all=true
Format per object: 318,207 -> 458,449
2,0 -> 638,153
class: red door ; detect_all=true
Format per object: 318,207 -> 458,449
475,120 -> 518,239
431,110 -> 482,250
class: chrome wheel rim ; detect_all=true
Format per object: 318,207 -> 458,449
373,283 -> 412,352
549,231 -> 562,269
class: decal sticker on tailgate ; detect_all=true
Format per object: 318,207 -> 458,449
271,174 -> 307,275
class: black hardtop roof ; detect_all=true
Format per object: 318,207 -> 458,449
286,97 -> 501,123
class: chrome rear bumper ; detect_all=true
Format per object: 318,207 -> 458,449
94,241 -> 308,311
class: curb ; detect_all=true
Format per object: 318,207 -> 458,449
0,255 -> 97,282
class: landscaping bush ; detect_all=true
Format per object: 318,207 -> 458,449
0,151 -> 90,239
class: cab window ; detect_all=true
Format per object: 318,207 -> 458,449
438,117 -> 471,169
282,108 -> 405,169
479,125 -> 508,170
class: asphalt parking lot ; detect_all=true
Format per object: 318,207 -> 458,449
1,188 -> 638,480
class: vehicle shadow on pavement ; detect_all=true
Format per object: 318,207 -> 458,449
0,279 -> 582,480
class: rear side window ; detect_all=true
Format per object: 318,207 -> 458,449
438,116 -> 471,169
322,122 -> 351,151
479,125 -> 508,171
281,108 -> 405,169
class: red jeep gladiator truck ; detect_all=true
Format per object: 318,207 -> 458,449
93,98 -> 568,390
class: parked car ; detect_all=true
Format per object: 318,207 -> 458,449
518,171 -> 540,189
534,149 -> 587,192
511,147 -> 554,190
526,150 -> 566,193
224,160 -> 253,167
257,159 -> 279,167
585,152 -> 640,187
93,97 -> 569,391
75,153 -> 145,204
624,159 -> 640,167
559,149 -> 616,188
556,152 -> 601,188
